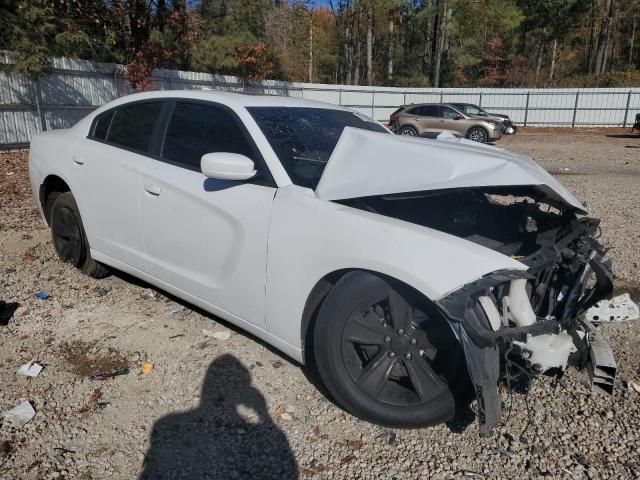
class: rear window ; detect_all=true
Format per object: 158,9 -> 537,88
106,102 -> 163,152
248,107 -> 387,189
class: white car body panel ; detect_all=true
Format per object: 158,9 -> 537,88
315,127 -> 585,211
29,90 -> 586,366
265,184 -> 525,350
139,156 -> 276,327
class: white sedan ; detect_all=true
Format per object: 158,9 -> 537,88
29,91 -> 612,434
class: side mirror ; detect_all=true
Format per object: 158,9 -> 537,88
201,152 -> 256,181
453,114 -> 464,120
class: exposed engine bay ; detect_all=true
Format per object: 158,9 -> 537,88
341,186 -> 614,435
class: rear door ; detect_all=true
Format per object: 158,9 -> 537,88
72,101 -> 164,270
139,100 -> 277,327
415,105 -> 442,134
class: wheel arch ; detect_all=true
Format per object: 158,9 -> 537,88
39,174 -> 71,226
300,268 -> 445,364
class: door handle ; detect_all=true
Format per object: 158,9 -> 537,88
144,184 -> 161,196
73,156 -> 85,165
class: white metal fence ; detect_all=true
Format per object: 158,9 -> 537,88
1,53 -> 639,148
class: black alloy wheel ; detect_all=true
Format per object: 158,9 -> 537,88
314,272 -> 465,427
52,202 -> 85,267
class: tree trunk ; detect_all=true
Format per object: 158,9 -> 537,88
308,11 -> 313,82
433,0 -> 448,87
549,37 -> 557,82
345,23 -> 352,85
366,10 -> 373,86
387,13 -> 394,83
630,14 -> 637,68
354,12 -> 361,86
534,36 -> 544,86
593,0 -> 613,75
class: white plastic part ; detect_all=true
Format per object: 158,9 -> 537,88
505,279 -> 536,327
479,296 -> 502,331
513,332 -> 576,371
504,279 -> 576,372
585,293 -> 639,324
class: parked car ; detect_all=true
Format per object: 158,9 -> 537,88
30,91 -> 613,435
448,102 -> 518,134
389,103 -> 503,143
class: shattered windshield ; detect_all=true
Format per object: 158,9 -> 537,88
248,107 -> 388,189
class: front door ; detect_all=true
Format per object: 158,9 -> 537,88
140,101 -> 276,327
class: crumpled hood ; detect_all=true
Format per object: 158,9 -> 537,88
314,127 -> 585,212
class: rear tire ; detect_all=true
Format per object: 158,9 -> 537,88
50,192 -> 109,278
398,126 -> 418,136
313,271 -> 467,428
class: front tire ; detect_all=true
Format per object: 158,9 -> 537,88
466,126 -> 488,143
50,192 -> 109,278
313,271 -> 466,428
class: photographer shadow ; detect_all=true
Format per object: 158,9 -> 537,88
140,354 -> 298,479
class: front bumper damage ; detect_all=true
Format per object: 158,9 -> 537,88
437,217 -> 613,436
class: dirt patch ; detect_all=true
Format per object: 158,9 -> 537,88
613,278 -> 640,303
60,340 -> 129,377
0,440 -> 13,459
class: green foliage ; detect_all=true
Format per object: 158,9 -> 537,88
9,0 -> 57,78
1,0 -> 638,86
192,32 -> 257,75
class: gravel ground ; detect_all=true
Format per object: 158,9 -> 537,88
1,130 -> 639,480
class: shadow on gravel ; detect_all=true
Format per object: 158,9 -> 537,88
140,354 -> 298,479
606,134 -> 640,139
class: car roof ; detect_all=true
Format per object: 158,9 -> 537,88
99,89 -> 350,111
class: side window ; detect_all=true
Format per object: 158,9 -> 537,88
439,106 -> 459,119
106,102 -> 163,152
91,110 -> 114,140
162,102 -> 255,170
419,105 -> 439,117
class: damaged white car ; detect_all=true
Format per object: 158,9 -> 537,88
29,91 -> 613,435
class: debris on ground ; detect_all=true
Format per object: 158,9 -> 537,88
90,368 -> 129,381
33,292 -> 49,300
141,362 -> 154,375
202,329 -> 230,341
3,401 -> 36,426
0,300 -> 19,325
586,293 -> 640,323
630,381 -> 640,394
275,404 -> 297,423
17,360 -> 43,378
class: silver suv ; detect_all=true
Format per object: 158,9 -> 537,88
390,103 -> 503,143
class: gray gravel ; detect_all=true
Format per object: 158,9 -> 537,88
1,131 -> 640,480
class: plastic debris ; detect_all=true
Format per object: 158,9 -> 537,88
630,381 -> 640,394
0,301 -> 19,326
90,368 -> 129,381
586,293 -> 639,324
17,361 -> 43,378
202,329 -> 230,341
3,401 -> 36,427
141,362 -> 154,375
34,292 -> 49,300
